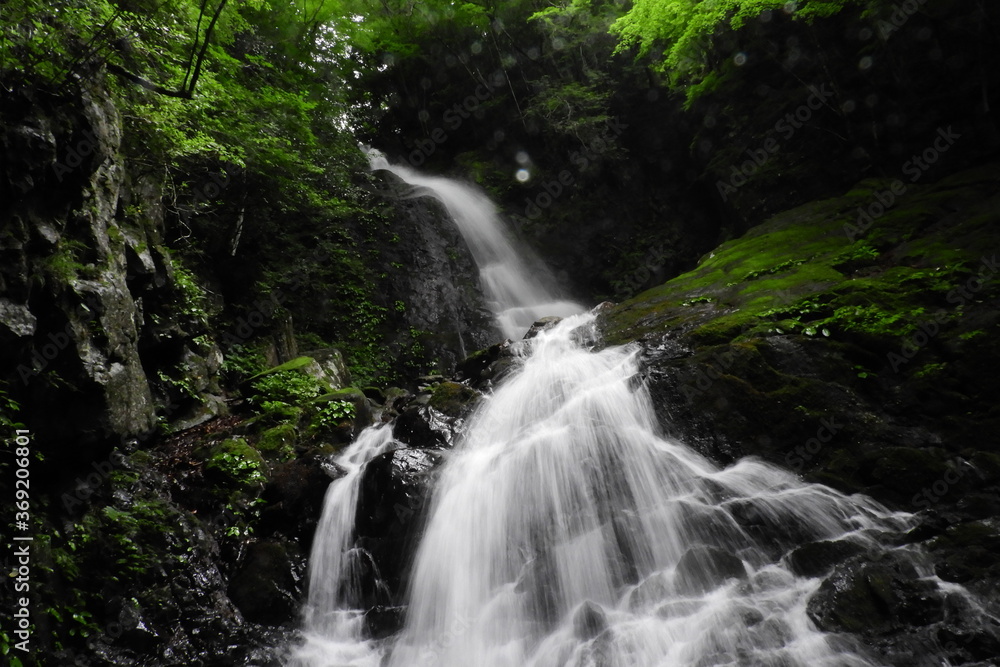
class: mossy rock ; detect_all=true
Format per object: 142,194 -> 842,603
310,387 -> 371,440
248,355 -> 319,379
427,381 -> 480,418
257,424 -> 297,461
203,438 -> 267,490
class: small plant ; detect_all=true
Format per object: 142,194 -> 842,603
312,399 -> 356,431
250,369 -> 326,407
172,264 -> 209,325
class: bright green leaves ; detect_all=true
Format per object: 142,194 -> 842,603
611,0 -> 864,98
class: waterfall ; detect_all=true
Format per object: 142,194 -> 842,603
382,313 -> 911,667
367,151 -> 582,340
293,426 -> 398,667
289,162 -> 969,667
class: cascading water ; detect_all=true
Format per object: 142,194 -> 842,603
367,150 -> 582,340
383,313 -> 913,667
289,161 -> 982,667
293,426 -> 398,667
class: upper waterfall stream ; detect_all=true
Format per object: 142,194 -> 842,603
367,151 -> 582,340
288,161 -> 976,667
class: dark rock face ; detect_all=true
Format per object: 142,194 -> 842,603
354,447 -> 445,606
258,458 -> 339,546
228,541 -> 305,625
1,83 -> 156,450
786,539 -> 868,579
376,189 -> 500,371
806,554 -> 943,636
455,338 -> 522,390
0,82 -> 231,460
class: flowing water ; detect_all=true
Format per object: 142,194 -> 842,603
290,162 -> 952,667
293,426 -> 398,667
367,151 -> 581,340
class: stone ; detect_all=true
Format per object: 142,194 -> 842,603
227,541 -> 302,625
524,316 -> 562,339
572,600 -> 609,640
787,539 -> 868,578
354,447 -> 444,603
674,545 -> 747,594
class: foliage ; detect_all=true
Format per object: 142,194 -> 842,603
250,369 -> 326,407
0,384 -> 24,430
311,399 -> 357,431
221,343 -> 267,381
611,0 -> 863,98
204,438 -> 266,489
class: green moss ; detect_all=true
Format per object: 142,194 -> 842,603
250,355 -> 317,378
428,381 -> 480,417
204,438 -> 267,489
601,164 -> 1000,354
249,366 -> 329,424
257,424 -> 298,461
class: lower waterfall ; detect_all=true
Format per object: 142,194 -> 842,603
287,310 -> 962,667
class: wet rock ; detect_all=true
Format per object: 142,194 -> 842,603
787,539 -> 868,578
365,605 -> 406,640
573,600 -> 609,640
259,457 -> 336,544
807,554 -> 945,636
228,541 -> 303,625
456,338 -> 518,388
394,404 -> 457,449
524,316 -> 562,339
426,380 -> 481,418
354,448 -> 444,602
674,545 -> 747,594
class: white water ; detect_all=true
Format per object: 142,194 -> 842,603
294,426 -> 398,667
290,163 -> 936,667
383,313 -> 911,667
368,151 -> 582,340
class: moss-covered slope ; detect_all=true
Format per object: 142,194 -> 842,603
600,162 -> 1000,608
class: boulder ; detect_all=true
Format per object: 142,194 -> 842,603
787,539 -> 868,579
674,545 -> 747,594
354,448 -> 444,602
806,554 -> 944,636
227,540 -> 304,625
